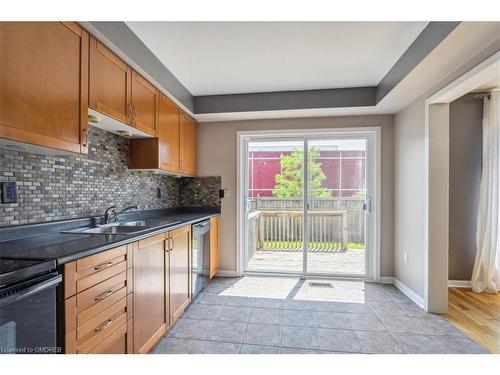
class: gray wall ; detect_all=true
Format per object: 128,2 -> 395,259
449,93 -> 483,281
197,114 -> 395,277
394,36 -> 499,299
394,99 -> 427,297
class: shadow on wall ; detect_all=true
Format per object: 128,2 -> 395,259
449,93 -> 483,281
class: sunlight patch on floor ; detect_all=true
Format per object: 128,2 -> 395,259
293,279 -> 366,303
218,276 -> 300,299
217,276 -> 366,303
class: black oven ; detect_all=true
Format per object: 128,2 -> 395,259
0,259 -> 62,354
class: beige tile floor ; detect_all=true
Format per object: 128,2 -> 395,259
152,276 -> 489,354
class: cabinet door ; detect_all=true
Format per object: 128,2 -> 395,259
133,233 -> 166,353
210,216 -> 219,278
0,22 -> 89,154
169,226 -> 191,324
131,71 -> 158,136
180,114 -> 197,176
158,95 -> 181,173
89,36 -> 132,124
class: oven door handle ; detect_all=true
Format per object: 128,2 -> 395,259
16,274 -> 62,300
0,274 -> 62,307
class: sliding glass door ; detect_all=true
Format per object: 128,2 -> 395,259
305,137 -> 368,276
242,130 -> 375,278
245,138 -> 305,273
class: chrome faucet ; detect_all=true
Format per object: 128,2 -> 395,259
104,205 -> 138,224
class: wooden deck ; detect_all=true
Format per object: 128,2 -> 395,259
247,248 -> 365,275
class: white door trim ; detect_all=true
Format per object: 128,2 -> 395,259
423,51 -> 500,312
236,126 -> 381,281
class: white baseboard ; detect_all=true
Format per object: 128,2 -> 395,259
215,269 -> 238,277
393,278 -> 425,308
379,276 -> 394,284
448,280 -> 472,288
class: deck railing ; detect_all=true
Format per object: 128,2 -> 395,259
260,210 -> 348,250
246,210 -> 349,260
249,196 -> 365,242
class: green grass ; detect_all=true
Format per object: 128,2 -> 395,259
262,241 -> 364,251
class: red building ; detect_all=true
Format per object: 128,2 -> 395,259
248,148 -> 366,198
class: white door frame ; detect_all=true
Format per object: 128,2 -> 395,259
423,51 -> 500,312
236,126 -> 381,281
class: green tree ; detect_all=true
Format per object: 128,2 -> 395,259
272,148 -> 330,198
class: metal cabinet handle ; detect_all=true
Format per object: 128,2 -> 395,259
132,106 -> 137,123
94,319 -> 113,332
127,104 -> 133,121
166,236 -> 173,251
94,261 -> 113,271
82,128 -> 88,147
94,290 -> 114,302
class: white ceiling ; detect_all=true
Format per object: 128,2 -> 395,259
126,21 -> 428,96
191,22 -> 500,122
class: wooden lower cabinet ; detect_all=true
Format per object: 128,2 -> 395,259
168,226 -> 191,323
133,233 -> 169,354
63,243 -> 134,354
63,223 -> 199,354
210,216 -> 220,278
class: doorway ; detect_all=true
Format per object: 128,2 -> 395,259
237,128 -> 380,280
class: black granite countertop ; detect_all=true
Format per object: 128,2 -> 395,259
0,207 -> 220,265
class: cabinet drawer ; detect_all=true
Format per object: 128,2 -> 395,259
88,319 -> 132,354
77,297 -> 127,353
77,261 -> 127,293
78,287 -> 127,328
77,271 -> 127,312
76,246 -> 127,292
77,245 -> 127,274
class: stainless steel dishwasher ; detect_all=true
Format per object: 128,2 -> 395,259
191,220 -> 211,300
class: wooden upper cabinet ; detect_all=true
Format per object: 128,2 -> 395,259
180,114 -> 197,176
89,36 -> 131,124
131,71 -> 158,136
158,95 -> 181,173
128,95 -> 197,176
89,39 -> 157,137
0,22 -> 89,154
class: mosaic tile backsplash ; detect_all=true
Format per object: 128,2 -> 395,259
0,127 -> 221,226
179,177 -> 221,208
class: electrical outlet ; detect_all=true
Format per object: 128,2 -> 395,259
403,249 -> 409,264
157,187 -> 161,198
1,181 -> 18,203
